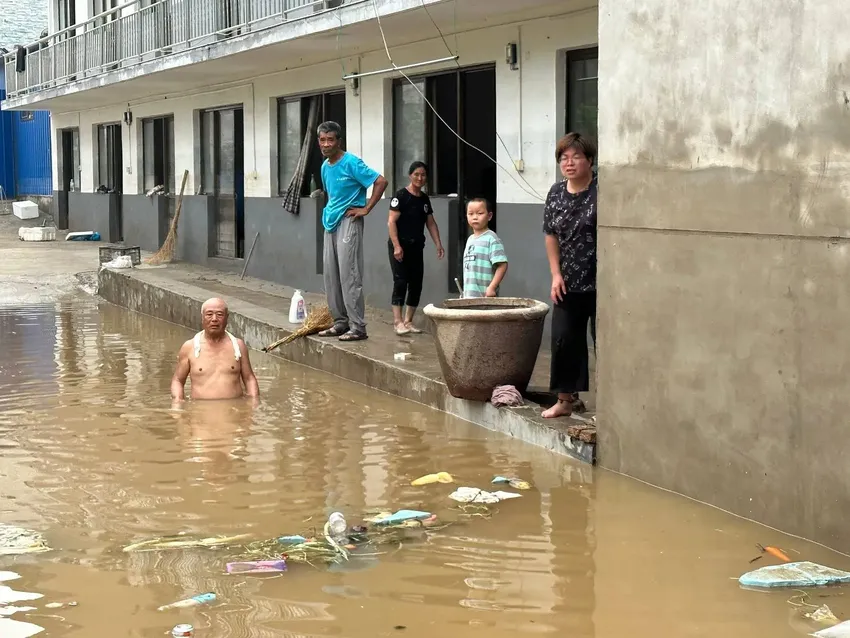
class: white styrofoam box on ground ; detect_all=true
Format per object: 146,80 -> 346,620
12,201 -> 38,220
18,226 -> 57,242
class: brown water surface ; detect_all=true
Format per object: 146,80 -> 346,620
0,298 -> 847,637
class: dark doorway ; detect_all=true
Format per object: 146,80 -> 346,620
59,127 -> 79,191
201,106 -> 245,259
96,123 -> 123,240
56,127 -> 79,230
391,65 -> 497,292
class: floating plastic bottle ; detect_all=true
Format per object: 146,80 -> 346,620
157,592 -> 216,612
172,624 -> 194,637
289,290 -> 306,324
328,512 -> 347,537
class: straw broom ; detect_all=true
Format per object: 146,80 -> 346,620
262,304 -> 333,352
146,169 -> 189,266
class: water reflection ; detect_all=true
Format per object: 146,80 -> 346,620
1,298 -> 848,637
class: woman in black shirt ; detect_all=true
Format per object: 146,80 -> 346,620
542,133 -> 598,419
388,161 -> 445,335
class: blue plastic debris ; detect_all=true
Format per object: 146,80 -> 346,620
277,535 -> 307,545
739,561 -> 850,588
373,510 -> 432,526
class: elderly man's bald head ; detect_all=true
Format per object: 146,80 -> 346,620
201,297 -> 228,315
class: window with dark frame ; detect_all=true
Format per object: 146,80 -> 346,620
58,0 -> 75,30
392,71 -> 458,196
96,123 -> 121,192
276,90 -> 346,197
142,115 -> 175,193
565,47 -> 598,142
391,66 -> 496,200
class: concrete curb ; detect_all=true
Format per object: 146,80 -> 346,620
98,267 -> 595,464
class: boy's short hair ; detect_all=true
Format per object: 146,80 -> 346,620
555,132 -> 597,165
466,197 -> 493,213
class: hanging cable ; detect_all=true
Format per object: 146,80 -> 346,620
371,0 -> 545,202
418,0 -> 545,201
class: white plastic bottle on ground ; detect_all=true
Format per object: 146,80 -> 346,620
289,290 -> 306,324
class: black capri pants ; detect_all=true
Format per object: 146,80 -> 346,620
388,239 -> 425,307
550,291 -> 596,394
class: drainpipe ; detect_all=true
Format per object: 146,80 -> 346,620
511,25 -> 524,172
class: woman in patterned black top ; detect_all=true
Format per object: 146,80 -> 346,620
541,133 -> 598,419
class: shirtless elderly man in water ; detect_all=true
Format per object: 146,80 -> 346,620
171,298 -> 260,401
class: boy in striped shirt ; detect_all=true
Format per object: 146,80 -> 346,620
462,198 -> 508,298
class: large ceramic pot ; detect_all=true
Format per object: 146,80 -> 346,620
423,297 -> 550,401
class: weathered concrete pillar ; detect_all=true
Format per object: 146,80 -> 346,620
597,0 -> 850,551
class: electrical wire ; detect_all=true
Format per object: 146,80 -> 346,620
419,0 -> 545,202
372,0 -> 545,202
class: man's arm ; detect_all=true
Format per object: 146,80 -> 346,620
238,340 -> 260,398
170,342 -> 191,400
348,175 -> 388,218
347,158 -> 389,218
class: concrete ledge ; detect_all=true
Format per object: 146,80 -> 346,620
97,267 -> 595,464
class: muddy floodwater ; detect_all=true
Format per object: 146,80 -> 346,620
1,296 -> 849,637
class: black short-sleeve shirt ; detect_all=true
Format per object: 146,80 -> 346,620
542,176 -> 598,292
390,188 -> 432,244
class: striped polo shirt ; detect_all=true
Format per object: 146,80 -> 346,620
462,229 -> 508,298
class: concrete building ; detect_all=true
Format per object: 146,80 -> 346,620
2,0 -> 595,308
5,0 -> 849,553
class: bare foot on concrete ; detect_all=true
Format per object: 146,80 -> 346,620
542,399 -> 573,419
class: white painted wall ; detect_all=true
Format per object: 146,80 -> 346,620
50,8 -> 598,203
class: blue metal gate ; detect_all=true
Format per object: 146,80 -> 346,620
0,79 -> 14,199
12,109 -> 52,196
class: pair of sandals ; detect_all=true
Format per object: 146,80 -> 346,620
318,325 -> 368,341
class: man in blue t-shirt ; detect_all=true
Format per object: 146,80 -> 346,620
315,121 -> 388,341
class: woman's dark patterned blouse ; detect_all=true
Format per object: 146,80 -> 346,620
542,176 -> 598,292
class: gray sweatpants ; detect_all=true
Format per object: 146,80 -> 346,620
323,215 -> 366,334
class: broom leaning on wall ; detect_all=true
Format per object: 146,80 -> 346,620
146,169 -> 189,266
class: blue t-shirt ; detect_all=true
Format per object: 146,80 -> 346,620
320,153 -> 380,232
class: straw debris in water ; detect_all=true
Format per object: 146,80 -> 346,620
122,533 -> 252,553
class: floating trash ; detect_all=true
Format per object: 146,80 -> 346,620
123,534 -> 251,553
491,476 -> 531,490
226,560 -> 286,575
0,586 -> 42,606
0,605 -> 37,617
0,526 -> 51,556
740,562 -> 850,588
449,487 -> 522,504
411,472 -> 453,486
814,621 -> 850,638
807,604 -> 840,625
277,535 -> 308,545
369,510 -> 433,526
0,618 -> 44,638
157,593 -> 216,612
